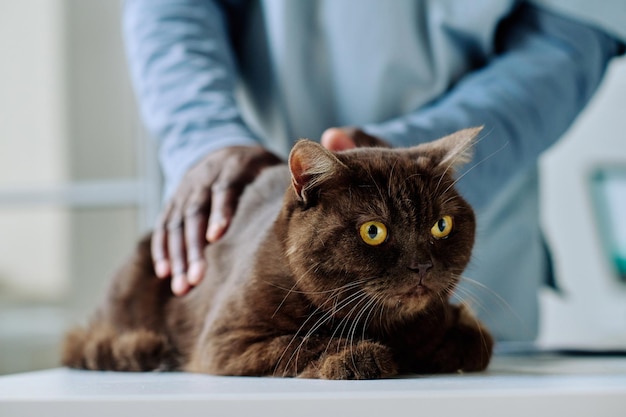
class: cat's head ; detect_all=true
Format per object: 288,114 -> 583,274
284,127 -> 481,320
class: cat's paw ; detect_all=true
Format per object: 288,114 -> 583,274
434,304 -> 493,373
318,341 -> 398,380
112,329 -> 174,371
81,324 -> 118,370
62,326 -> 90,369
62,323 -> 174,371
454,304 -> 493,372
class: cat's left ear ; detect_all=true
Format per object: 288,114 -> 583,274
415,126 -> 483,172
289,140 -> 346,203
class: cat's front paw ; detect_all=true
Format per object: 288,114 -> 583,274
455,304 -> 493,372
318,341 -> 398,380
435,304 -> 493,373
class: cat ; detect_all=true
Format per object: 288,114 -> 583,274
62,127 -> 493,379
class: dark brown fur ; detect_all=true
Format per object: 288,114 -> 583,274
62,128 -> 493,379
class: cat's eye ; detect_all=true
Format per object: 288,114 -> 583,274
359,221 -> 388,246
431,215 -> 453,239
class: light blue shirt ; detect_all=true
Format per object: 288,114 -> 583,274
123,0 -> 624,342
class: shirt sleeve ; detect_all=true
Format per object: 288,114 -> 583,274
363,3 -> 624,209
123,0 -> 260,198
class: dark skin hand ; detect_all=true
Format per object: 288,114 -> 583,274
153,127 -> 389,295
152,145 -> 282,295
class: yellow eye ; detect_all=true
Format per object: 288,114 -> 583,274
431,215 -> 453,239
359,221 -> 388,246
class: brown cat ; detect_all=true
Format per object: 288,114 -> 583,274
62,127 -> 493,379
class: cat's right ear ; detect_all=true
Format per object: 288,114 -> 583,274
289,140 -> 345,203
414,126 -> 483,172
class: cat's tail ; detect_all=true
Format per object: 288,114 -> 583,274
61,322 -> 178,371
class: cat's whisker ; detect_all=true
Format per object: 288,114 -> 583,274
270,263 -> 361,318
441,194 -> 462,207
266,281 -> 360,296
302,291 -> 367,370
434,171 -> 452,198
277,284 -> 368,376
273,285 -> 351,375
269,262 -> 327,318
454,274 -> 533,339
378,296 -> 389,334
361,166 -> 385,204
343,295 -> 374,366
337,293 -> 369,349
344,297 -> 368,371
360,294 -> 380,340
454,275 -> 512,313
401,173 -> 422,189
387,158 -> 400,198
347,295 -> 378,360
361,293 -> 383,341
446,279 -> 487,310
320,292 -> 367,358
270,280 -> 301,318
435,290 -> 447,310
331,293 -> 371,355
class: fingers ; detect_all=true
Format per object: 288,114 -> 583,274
207,180 -> 239,244
184,188 -> 210,286
151,206 -> 172,279
167,181 -> 237,294
350,129 -> 391,148
166,206 -> 190,295
171,273 -> 191,296
151,190 -> 208,295
149,146 -> 282,296
321,128 -> 357,151
321,127 -> 391,150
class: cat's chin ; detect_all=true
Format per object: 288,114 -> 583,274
382,285 -> 435,315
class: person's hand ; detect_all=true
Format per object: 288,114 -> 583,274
321,127 -> 390,151
152,146 -> 282,295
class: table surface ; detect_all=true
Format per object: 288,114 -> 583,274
1,354 -> 626,417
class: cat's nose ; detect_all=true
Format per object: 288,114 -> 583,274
408,261 -> 433,277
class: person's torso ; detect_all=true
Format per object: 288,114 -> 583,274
233,0 -> 517,157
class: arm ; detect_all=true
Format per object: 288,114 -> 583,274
123,0 -> 281,294
123,0 -> 259,199
361,3 -> 623,209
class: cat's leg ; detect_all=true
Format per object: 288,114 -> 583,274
268,336 -> 398,379
301,339 -> 398,380
188,332 -> 398,379
62,235 -> 179,371
414,304 -> 493,373
62,322 -> 177,371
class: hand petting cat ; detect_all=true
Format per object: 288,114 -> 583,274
151,145 -> 281,295
153,127 -> 388,295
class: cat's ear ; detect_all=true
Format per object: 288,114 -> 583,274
415,126 -> 483,172
289,140 -> 346,202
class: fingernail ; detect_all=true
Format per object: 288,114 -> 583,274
207,221 -> 225,242
321,128 -> 355,151
155,260 -> 169,278
187,261 -> 206,285
171,274 -> 189,295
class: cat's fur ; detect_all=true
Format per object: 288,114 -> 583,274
62,127 -> 493,379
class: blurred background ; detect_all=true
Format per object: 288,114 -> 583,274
0,1 -> 625,375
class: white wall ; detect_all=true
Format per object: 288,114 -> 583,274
0,1 -> 69,300
0,0 -> 155,374
539,56 -> 626,348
